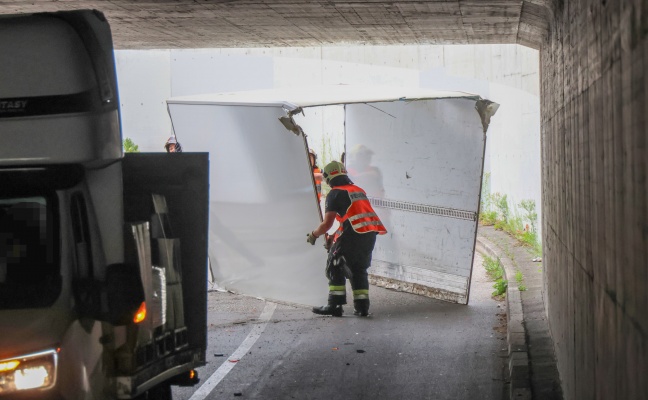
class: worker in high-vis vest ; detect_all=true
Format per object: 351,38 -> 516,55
306,160 -> 387,317
309,149 -> 323,201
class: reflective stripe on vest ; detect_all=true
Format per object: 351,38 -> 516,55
333,184 -> 387,240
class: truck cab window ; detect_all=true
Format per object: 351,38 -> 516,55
0,195 -> 61,309
71,193 -> 93,279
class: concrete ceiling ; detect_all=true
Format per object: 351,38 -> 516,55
0,1 -> 552,49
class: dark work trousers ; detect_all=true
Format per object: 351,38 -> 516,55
326,232 -> 377,312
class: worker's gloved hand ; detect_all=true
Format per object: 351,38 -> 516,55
324,234 -> 334,251
306,231 -> 318,245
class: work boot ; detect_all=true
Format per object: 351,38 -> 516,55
353,299 -> 370,317
312,305 -> 343,317
353,309 -> 369,317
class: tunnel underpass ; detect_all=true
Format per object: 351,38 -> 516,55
1,1 -> 646,399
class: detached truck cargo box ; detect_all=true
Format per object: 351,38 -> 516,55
0,10 -> 208,399
167,86 -> 498,306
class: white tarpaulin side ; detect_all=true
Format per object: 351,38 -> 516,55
345,99 -> 487,304
166,103 -> 328,306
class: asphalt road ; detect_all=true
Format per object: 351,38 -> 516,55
173,252 -> 507,400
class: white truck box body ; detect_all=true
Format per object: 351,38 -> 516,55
168,86 -> 498,305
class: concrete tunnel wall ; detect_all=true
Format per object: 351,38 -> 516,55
540,1 -> 647,398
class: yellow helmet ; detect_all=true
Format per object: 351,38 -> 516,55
322,161 -> 347,185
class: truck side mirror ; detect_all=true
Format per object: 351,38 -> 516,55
104,263 -> 145,326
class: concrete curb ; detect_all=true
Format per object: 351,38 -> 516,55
476,235 -> 532,400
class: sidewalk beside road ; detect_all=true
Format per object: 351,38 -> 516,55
476,225 -> 563,400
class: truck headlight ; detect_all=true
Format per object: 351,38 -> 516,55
0,349 -> 57,394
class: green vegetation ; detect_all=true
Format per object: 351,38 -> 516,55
479,176 -> 537,292
483,255 -> 508,297
317,135 -> 340,197
480,210 -> 498,225
515,270 -> 527,291
479,183 -> 543,257
319,135 -> 334,168
494,193 -> 510,222
515,270 -> 523,283
493,280 -> 509,297
519,199 -> 538,232
123,137 -> 140,153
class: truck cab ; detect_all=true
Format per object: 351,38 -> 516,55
0,10 -> 208,399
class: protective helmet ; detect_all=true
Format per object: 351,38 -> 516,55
308,148 -> 317,160
322,161 -> 347,185
164,136 -> 183,152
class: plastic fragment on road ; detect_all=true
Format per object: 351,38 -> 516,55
229,359 -> 240,363
356,349 -> 366,353
332,347 -> 339,351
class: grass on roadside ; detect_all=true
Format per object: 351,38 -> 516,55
478,189 -> 543,258
515,270 -> 527,291
483,255 -> 507,298
481,211 -> 543,257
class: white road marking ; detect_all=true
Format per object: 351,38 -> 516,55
188,302 -> 277,400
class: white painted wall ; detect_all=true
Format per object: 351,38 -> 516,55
115,50 -> 171,152
115,44 -> 541,236
170,50 -> 274,96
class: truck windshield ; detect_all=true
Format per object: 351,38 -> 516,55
0,195 -> 61,309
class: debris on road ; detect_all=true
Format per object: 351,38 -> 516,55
215,353 -> 225,357
356,350 -> 366,353
229,359 -> 240,363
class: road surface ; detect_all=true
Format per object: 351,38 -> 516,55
174,252 -> 507,400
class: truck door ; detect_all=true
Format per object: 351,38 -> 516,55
121,153 -> 210,371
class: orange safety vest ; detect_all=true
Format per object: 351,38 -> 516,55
333,184 -> 387,241
313,167 -> 323,201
